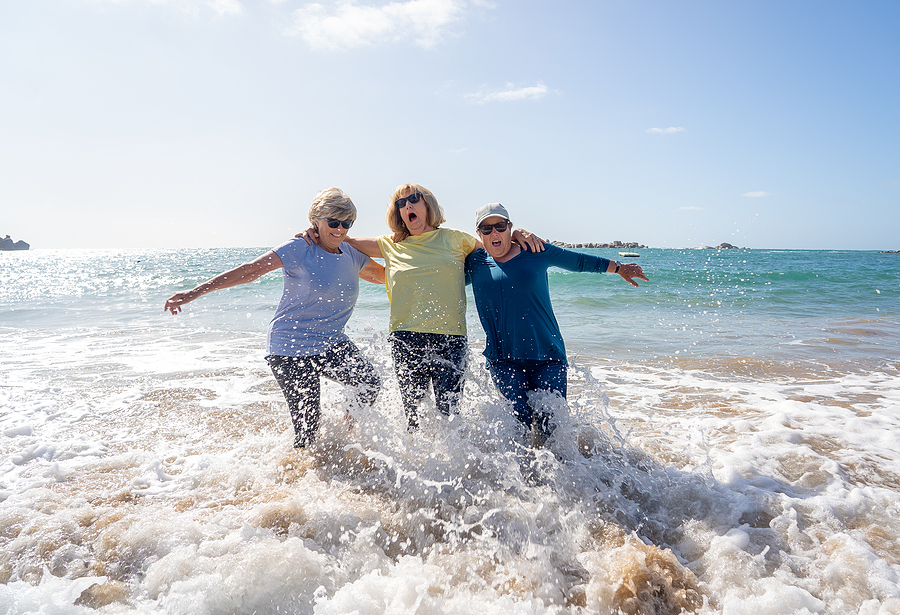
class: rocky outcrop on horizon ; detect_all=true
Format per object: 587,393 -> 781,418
550,240 -> 646,249
1,235 -> 30,251
704,242 -> 745,249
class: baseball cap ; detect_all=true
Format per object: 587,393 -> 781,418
475,203 -> 511,227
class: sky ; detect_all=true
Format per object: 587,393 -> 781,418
1,0 -> 898,250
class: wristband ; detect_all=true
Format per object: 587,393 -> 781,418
615,262 -> 621,274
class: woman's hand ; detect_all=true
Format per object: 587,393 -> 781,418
617,262 -> 649,287
296,226 -> 319,245
164,291 -> 195,315
511,228 -> 546,253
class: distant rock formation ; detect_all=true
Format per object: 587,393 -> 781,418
1,235 -> 30,251
882,250 -> 900,254
550,240 -> 646,249
703,242 -> 744,249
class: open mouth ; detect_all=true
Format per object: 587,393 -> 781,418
407,212 -> 418,224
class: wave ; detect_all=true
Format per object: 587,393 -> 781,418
2,327 -> 899,613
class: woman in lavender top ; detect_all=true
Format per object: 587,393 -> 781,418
165,188 -> 385,449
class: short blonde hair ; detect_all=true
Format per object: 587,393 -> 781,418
386,184 -> 446,240
308,187 -> 357,225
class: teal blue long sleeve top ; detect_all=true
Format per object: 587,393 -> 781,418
464,243 -> 612,365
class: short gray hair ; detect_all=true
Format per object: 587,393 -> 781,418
308,188 -> 357,225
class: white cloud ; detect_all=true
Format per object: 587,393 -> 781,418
207,0 -> 242,15
881,180 -> 900,187
742,191 -> 774,198
290,0 -> 472,51
645,127 -> 686,135
465,82 -> 550,104
679,206 -> 703,211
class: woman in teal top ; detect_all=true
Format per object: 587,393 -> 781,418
465,203 -> 648,447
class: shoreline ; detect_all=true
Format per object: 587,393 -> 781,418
7,245 -> 900,253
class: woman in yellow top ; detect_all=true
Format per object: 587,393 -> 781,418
310,183 -> 541,430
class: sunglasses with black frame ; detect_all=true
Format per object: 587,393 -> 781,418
477,220 -> 511,235
394,192 -> 423,209
322,218 -> 354,229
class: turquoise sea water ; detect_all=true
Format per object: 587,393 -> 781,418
551,248 -> 900,367
1,247 -> 899,614
5,247 -> 897,368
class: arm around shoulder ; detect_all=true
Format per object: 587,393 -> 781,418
345,236 -> 383,259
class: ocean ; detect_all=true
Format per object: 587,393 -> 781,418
1,246 -> 898,614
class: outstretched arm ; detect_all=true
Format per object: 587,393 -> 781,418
164,251 -> 283,315
545,244 -> 649,287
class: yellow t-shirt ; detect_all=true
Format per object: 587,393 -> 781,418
377,228 -> 478,336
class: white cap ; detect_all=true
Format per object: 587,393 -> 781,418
475,203 -> 510,227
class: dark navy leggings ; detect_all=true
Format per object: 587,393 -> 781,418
488,358 -> 566,437
268,341 -> 380,448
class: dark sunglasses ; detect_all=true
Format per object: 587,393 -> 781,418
477,220 -> 510,235
323,218 -> 353,229
394,192 -> 423,209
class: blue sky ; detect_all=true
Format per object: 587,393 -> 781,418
2,0 -> 898,250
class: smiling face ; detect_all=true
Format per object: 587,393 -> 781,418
307,187 -> 357,252
397,187 -> 434,236
479,216 -> 513,260
314,217 -> 351,252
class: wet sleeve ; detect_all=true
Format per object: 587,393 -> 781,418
544,244 -> 611,273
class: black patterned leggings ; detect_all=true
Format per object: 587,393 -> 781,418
389,330 -> 467,429
267,341 -> 381,448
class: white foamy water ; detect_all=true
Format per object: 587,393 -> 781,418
1,249 -> 899,614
